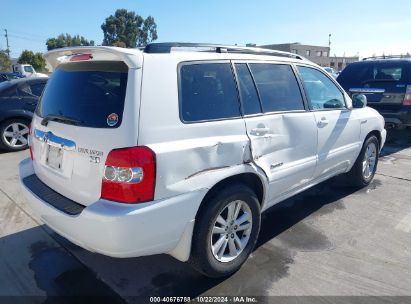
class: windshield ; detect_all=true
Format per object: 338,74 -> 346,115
36,61 -> 128,128
24,66 -> 34,73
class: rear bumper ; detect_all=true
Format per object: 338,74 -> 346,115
379,107 -> 411,127
19,158 -> 206,261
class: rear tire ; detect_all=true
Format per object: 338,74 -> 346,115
190,184 -> 261,278
347,135 -> 379,187
0,119 -> 30,152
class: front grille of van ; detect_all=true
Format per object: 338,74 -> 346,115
22,174 -> 85,216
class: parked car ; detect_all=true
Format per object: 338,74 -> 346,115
19,44 -> 386,278
0,77 -> 48,151
337,56 -> 411,129
12,64 -> 49,78
323,67 -> 338,78
0,72 -> 24,83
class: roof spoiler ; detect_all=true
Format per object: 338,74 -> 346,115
44,46 -> 143,71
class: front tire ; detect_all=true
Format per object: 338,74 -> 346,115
190,184 -> 261,278
347,135 -> 379,187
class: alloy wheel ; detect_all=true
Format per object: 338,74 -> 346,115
362,142 -> 377,179
2,122 -> 29,149
210,200 -> 253,263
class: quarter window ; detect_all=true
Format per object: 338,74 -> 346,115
297,66 -> 345,110
234,64 -> 261,115
248,64 -> 305,112
180,63 -> 240,122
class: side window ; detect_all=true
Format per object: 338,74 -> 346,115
234,64 -> 262,115
30,82 -> 46,97
297,66 -> 345,110
17,83 -> 34,97
180,63 -> 240,122
248,64 -> 304,112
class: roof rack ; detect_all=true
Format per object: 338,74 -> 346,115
363,54 -> 411,60
143,42 -> 304,60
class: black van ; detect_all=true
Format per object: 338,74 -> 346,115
337,57 -> 411,129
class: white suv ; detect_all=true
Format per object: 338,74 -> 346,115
19,43 -> 386,278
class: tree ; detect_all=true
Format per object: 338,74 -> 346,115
0,50 -> 11,72
101,9 -> 158,48
46,33 -> 95,51
18,50 -> 46,72
138,16 -> 158,47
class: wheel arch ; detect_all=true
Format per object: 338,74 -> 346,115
366,130 -> 382,149
195,172 -> 265,221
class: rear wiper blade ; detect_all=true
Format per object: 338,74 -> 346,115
41,114 -> 83,126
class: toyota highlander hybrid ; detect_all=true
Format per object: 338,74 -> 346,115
19,43 -> 386,277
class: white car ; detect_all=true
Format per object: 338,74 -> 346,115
12,64 -> 48,78
19,43 -> 386,278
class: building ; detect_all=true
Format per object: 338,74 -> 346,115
257,42 -> 358,71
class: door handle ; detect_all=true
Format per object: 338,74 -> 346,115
317,117 -> 329,127
250,127 -> 270,136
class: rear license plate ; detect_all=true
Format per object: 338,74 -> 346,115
46,145 -> 63,170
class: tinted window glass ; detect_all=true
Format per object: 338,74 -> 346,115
180,63 -> 240,122
36,61 -> 128,128
337,61 -> 408,89
248,64 -> 304,112
298,66 -> 345,110
18,83 -> 35,97
234,64 -> 261,115
30,82 -> 46,97
373,65 -> 402,81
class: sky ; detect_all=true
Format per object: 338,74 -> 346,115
1,0 -> 411,59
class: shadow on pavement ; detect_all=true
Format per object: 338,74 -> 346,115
34,177 -> 365,300
0,227 -> 125,303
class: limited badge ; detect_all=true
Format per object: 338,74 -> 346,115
107,113 -> 119,127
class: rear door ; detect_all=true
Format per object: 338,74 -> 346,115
30,60 -> 140,206
234,62 -> 318,204
297,65 -> 361,178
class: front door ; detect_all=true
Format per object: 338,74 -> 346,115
233,62 -> 318,206
296,65 -> 361,178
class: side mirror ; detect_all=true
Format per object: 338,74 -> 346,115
352,93 -> 367,108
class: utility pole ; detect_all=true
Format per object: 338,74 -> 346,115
4,29 -> 10,57
328,34 -> 332,52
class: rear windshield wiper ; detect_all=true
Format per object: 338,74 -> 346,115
41,114 -> 84,126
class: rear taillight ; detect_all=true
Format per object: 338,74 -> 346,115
28,123 -> 33,160
404,85 -> 411,105
101,146 -> 156,204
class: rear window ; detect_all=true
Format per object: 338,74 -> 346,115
337,61 -> 409,89
36,61 -> 128,128
179,63 -> 241,122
